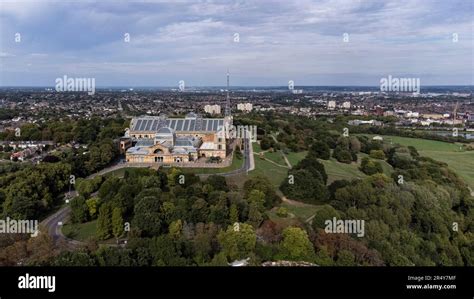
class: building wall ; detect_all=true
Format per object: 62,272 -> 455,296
127,153 -> 191,163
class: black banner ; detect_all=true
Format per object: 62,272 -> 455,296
0,266 -> 472,298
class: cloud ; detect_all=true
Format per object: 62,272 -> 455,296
0,0 -> 472,86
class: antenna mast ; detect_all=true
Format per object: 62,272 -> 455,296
225,69 -> 230,117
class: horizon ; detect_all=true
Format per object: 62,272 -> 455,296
0,84 -> 472,89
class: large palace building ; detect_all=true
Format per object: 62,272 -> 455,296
123,113 -> 230,163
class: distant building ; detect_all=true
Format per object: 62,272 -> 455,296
327,100 -> 336,110
405,111 -> 419,118
10,147 -> 38,161
204,104 -> 221,115
342,101 -> 351,110
237,103 -> 253,112
421,113 -> 444,120
374,106 -> 385,116
351,109 -> 364,116
348,119 -> 383,126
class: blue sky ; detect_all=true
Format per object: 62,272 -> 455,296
0,0 -> 472,86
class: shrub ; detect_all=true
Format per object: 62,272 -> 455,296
369,149 -> 386,160
276,207 -> 288,217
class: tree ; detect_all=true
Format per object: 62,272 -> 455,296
112,207 -> 124,240
246,189 -> 265,227
206,175 -> 229,192
369,149 -> 386,160
311,205 -> 340,230
280,169 -> 328,204
168,219 -> 183,240
98,177 -> 120,201
190,198 -> 209,223
349,136 -> 361,153
76,178 -> 94,198
314,246 -> 334,266
336,249 -> 356,266
97,203 -> 113,240
243,176 -> 279,208
260,136 -> 274,150
193,223 -> 219,264
247,189 -> 265,211
150,235 -> 187,266
229,203 -> 239,224
217,223 -> 256,261
248,201 -> 263,228
167,168 -> 183,187
70,196 -> 89,223
52,250 -> 96,266
133,195 -> 164,237
276,207 -> 288,217
359,157 -> 383,175
279,227 -> 315,262
309,141 -> 330,160
328,180 -> 350,201
208,197 -> 229,225
333,147 -> 353,164
294,155 -> 328,184
86,197 -> 99,219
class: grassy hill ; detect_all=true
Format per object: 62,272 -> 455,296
320,158 -> 366,184
364,135 -> 474,190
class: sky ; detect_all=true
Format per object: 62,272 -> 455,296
0,0 -> 472,87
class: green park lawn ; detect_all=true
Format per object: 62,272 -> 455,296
62,220 -> 98,242
279,202 -> 323,221
319,158 -> 366,184
249,156 -> 288,188
252,142 -> 262,153
266,201 -> 324,227
263,150 -> 287,166
286,151 -> 308,167
364,135 -> 474,190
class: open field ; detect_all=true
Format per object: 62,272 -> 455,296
248,147 -> 307,188
263,150 -> 287,166
266,201 -> 323,227
286,151 -> 308,166
280,201 -> 322,221
364,135 -> 474,190
62,220 -> 97,241
252,142 -> 288,166
320,158 -> 366,184
249,156 -> 288,187
252,142 -> 262,153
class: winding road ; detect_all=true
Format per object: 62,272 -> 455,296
42,137 -> 254,246
40,191 -> 85,247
